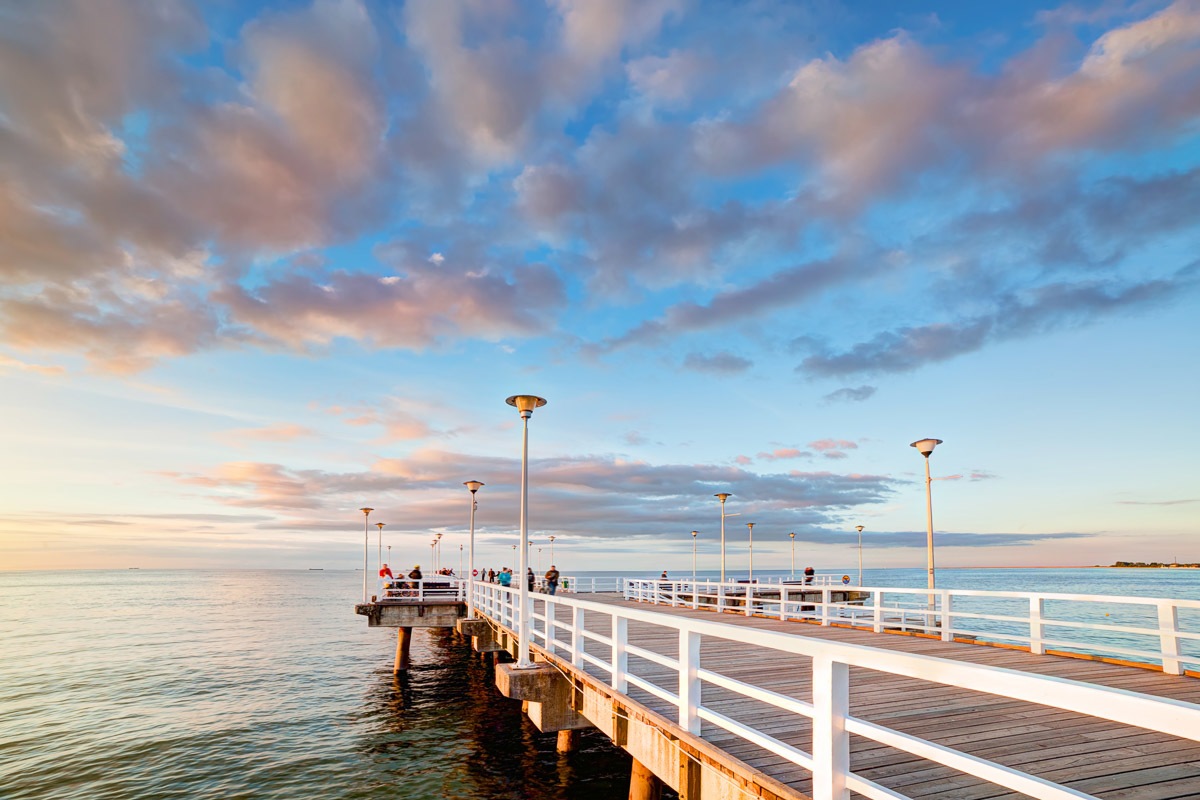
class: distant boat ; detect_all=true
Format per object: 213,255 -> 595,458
128,567 -> 140,570
309,568 -> 324,571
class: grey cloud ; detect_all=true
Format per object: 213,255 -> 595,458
799,271 -> 1194,377
1116,498 -> 1198,506
822,386 -> 877,403
682,351 -> 753,374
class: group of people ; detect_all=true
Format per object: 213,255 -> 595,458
478,565 -> 562,595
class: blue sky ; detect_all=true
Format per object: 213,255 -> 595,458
1,0 -> 1198,573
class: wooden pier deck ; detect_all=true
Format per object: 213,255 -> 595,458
550,593 -> 1200,800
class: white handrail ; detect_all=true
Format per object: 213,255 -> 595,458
470,580 -> 1200,800
622,578 -> 1200,675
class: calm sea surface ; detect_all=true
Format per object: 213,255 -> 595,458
2,567 -> 1197,799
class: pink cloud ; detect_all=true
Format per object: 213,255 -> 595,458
755,448 -> 810,461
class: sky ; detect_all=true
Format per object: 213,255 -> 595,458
2,0 -> 1198,575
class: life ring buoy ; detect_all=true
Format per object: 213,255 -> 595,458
472,569 -> 478,576
842,575 -> 851,585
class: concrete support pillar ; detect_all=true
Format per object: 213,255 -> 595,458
556,729 -> 578,753
394,627 -> 413,673
628,759 -> 662,800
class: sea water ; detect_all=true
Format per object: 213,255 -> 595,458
1,568 -> 1196,799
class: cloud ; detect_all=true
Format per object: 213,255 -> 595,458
682,351 -> 753,374
222,423 -> 316,443
799,271 -> 1194,377
167,448 -> 901,536
822,386 -> 876,404
756,448 -> 810,462
1116,498 -> 1199,506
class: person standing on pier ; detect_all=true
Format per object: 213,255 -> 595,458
544,565 -> 560,595
526,568 -> 535,591
379,563 -> 394,580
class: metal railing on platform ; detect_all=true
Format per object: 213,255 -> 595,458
470,580 -> 1200,800
377,577 -> 465,602
623,578 -> 1200,675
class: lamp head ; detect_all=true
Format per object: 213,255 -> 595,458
360,507 -> 374,515
910,438 -> 943,457
714,492 -> 731,502
691,530 -> 698,538
746,522 -> 755,530
506,394 -> 547,418
856,525 -> 864,533
789,532 -> 795,540
436,532 -> 443,540
464,480 -> 484,493
548,535 -> 555,542
376,522 -> 385,530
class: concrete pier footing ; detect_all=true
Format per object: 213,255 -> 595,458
556,729 -> 578,753
495,662 -> 593,733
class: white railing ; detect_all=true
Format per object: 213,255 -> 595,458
471,580 -> 1200,800
560,575 -> 625,593
378,577 -> 465,602
624,579 -> 1200,675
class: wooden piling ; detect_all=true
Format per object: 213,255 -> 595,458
556,729 -> 578,753
628,758 -> 662,800
393,626 -> 412,673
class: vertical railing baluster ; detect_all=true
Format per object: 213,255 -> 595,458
745,583 -> 754,617
572,606 -> 585,668
811,656 -> 850,800
941,590 -> 953,642
679,629 -> 701,735
1159,602 -> 1182,675
873,591 -> 884,633
612,615 -> 628,692
780,586 -> 788,621
821,588 -> 831,626
1030,596 -> 1045,655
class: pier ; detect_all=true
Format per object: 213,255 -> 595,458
356,578 -> 1200,800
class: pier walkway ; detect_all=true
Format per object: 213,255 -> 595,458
468,582 -> 1200,800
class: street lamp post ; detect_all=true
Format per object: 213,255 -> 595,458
430,538 -> 437,573
387,544 -> 391,571
789,532 -> 795,579
506,393 -> 547,669
910,438 -> 944,608
856,525 -> 865,586
435,532 -> 444,573
464,481 -> 484,617
691,530 -> 698,582
376,522 -> 385,575
746,522 -> 755,582
548,535 -> 556,564
714,493 -> 731,583
359,507 -> 374,602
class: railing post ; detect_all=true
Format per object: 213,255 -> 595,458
821,588 -> 831,626
572,606 -> 585,668
692,581 -> 699,610
717,583 -> 725,614
941,590 -> 953,641
612,615 -> 628,693
678,629 -> 701,735
745,584 -> 754,617
811,656 -> 850,800
1159,602 -> 1182,675
873,591 -> 883,633
1030,596 -> 1045,655
672,582 -> 679,607
780,586 -> 788,621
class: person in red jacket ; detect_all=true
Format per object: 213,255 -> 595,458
379,564 -> 394,580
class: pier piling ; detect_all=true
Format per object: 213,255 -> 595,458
628,759 -> 662,800
393,627 -> 412,673
556,729 -> 578,753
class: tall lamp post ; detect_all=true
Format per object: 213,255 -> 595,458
714,493 -> 731,583
690,530 -> 699,582
376,522 -> 385,574
910,438 -> 944,604
855,525 -> 865,586
464,481 -> 484,617
548,535 -> 556,564
506,393 -> 547,669
387,544 -> 391,571
746,522 -> 755,582
430,538 -> 437,572
789,532 -> 795,579
359,507 -> 374,602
